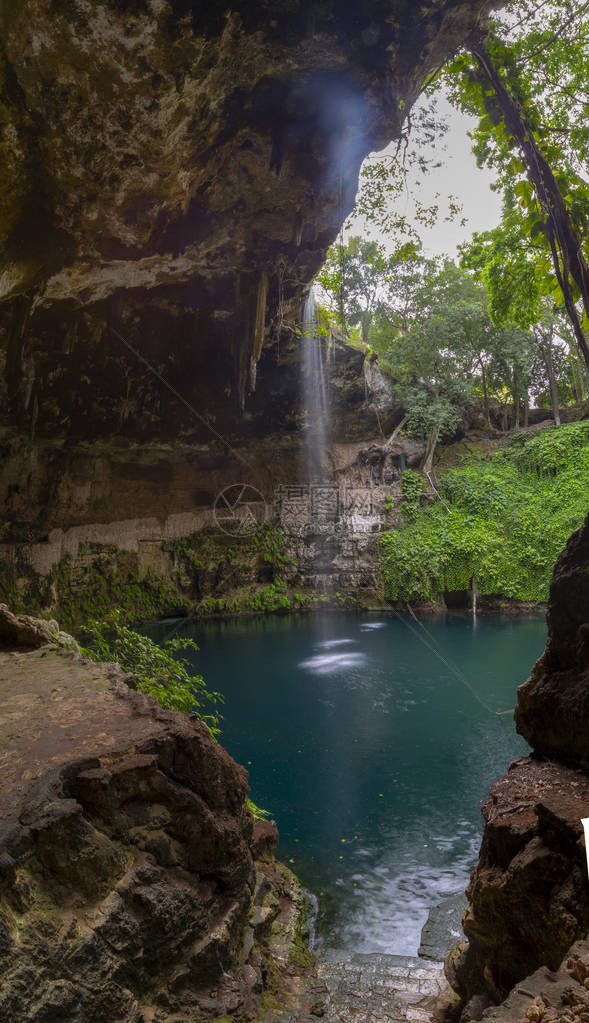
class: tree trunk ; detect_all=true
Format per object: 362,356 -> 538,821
480,359 -> 491,426
541,332 -> 561,425
570,358 -> 584,403
384,415 -> 408,450
421,423 -> 440,476
361,310 -> 372,345
512,376 -> 520,428
523,391 -> 529,428
469,34 -> 589,371
565,339 -> 586,401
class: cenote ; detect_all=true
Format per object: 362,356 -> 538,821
146,612 -> 546,956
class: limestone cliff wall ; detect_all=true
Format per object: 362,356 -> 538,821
0,343 -> 417,623
0,0 -> 495,616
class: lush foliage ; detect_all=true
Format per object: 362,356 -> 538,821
316,235 -> 417,341
81,612 -> 223,736
445,1 -> 589,363
380,422 -> 589,604
400,469 -> 425,523
317,235 -> 586,443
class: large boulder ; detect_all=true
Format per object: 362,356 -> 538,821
446,514 -> 589,1017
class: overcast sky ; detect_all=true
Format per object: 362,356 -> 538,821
347,92 -> 503,259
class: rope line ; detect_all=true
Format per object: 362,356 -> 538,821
388,604 -> 515,718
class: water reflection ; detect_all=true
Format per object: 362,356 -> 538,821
299,651 -> 366,674
317,638 -> 357,648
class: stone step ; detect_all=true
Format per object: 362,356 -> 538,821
258,950 -> 446,1023
311,951 -> 445,1023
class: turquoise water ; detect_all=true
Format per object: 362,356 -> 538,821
145,612 -> 546,955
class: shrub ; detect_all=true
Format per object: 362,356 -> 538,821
80,611 -> 223,737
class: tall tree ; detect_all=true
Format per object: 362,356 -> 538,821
316,236 -> 418,342
446,2 -> 589,366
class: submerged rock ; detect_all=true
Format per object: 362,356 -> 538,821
419,893 -> 468,962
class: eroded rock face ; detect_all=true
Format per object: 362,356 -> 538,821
1,0 -> 495,439
515,513 -> 589,767
0,627 -> 296,1021
479,939 -> 589,1023
448,757 -> 589,1008
0,600 -> 79,649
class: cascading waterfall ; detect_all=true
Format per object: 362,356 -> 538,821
301,289 -> 331,482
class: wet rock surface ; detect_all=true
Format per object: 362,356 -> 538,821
257,950 -> 447,1023
419,894 -> 468,962
313,952 -> 446,1023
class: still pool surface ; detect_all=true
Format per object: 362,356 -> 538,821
146,612 -> 546,955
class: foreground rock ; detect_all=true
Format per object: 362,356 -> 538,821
447,757 -> 589,1012
0,613 -> 308,1021
480,938 -> 589,1023
0,601 -> 79,650
446,514 -> 589,1019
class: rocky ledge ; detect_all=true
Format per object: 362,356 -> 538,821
479,938 -> 589,1023
0,606 -> 308,1021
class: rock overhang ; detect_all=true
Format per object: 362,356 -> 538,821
1,0 -> 499,439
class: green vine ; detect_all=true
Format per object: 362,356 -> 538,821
401,469 -> 425,523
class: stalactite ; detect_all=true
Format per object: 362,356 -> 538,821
248,271 -> 268,393
234,274 -> 249,412
293,215 -> 304,246
252,272 -> 268,363
5,293 -> 33,423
